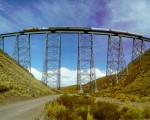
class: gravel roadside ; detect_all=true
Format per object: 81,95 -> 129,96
0,95 -> 60,120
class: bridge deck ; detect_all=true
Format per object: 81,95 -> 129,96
0,27 -> 150,42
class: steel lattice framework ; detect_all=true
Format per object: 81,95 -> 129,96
106,35 -> 128,85
42,33 -> 61,90
77,33 -> 97,92
13,34 -> 31,72
132,38 -> 146,60
0,36 -> 4,50
0,27 -> 150,91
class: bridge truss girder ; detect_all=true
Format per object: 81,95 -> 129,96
77,33 -> 97,92
0,36 -> 4,50
106,35 -> 128,85
42,33 -> 61,90
132,38 -> 146,61
13,34 -> 31,72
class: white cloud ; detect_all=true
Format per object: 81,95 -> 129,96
107,0 -> 150,36
95,68 -> 106,78
30,67 -> 106,87
31,67 -> 42,80
61,67 -> 77,86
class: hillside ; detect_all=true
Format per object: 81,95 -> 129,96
0,50 -> 55,103
91,49 -> 149,102
63,49 -> 150,102
61,85 -> 77,94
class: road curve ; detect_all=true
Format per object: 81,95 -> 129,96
0,95 -> 60,120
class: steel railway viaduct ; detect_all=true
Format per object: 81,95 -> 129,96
0,27 -> 150,92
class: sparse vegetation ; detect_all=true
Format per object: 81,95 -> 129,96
45,94 -> 150,120
0,50 -> 56,103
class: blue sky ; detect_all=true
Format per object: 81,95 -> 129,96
0,0 -> 150,86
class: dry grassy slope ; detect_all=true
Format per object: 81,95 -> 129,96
0,50 -> 55,102
96,49 -> 150,101
121,50 -> 150,95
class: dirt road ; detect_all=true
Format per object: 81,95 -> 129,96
0,95 -> 60,120
96,97 -> 150,108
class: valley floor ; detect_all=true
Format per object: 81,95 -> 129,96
0,94 -> 149,120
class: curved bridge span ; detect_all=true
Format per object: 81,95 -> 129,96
0,27 -> 150,92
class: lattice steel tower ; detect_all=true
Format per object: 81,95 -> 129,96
0,36 -> 4,50
106,35 -> 128,85
132,38 -> 146,61
13,34 -> 31,72
77,33 -> 97,92
42,33 -> 61,90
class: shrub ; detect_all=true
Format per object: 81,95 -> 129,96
130,95 -> 140,102
87,111 -> 94,120
0,95 -> 4,102
45,104 -> 53,117
92,101 -> 120,120
52,104 -> 68,119
56,94 -> 74,109
45,102 -> 68,119
143,107 -> 150,119
119,105 -> 143,120
140,97 -> 149,102
87,106 -> 94,120
75,106 -> 88,119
